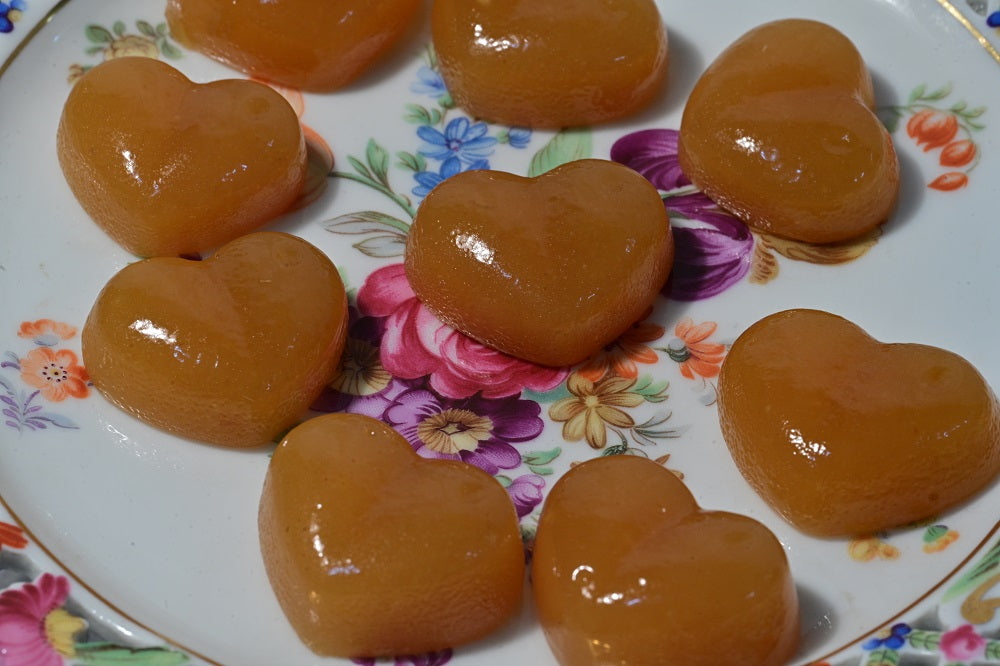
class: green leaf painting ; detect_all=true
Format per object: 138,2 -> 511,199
528,128 -> 593,177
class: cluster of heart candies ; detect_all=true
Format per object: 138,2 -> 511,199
54,0 -> 1000,664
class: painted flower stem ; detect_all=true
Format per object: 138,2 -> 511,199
73,640 -> 190,663
660,184 -> 701,199
330,170 -> 418,219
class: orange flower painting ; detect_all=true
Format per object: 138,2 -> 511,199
0,521 -> 28,550
939,139 -> 976,167
929,172 -> 968,191
664,318 -> 726,381
17,319 -> 77,346
576,320 -> 665,383
885,83 -> 985,191
3,318 -> 91,430
907,108 -> 959,150
19,348 -> 90,402
848,536 -> 900,562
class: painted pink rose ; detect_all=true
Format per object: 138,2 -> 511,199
939,624 -> 986,661
357,264 -> 568,399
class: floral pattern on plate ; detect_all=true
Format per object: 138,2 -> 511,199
805,533 -> 1000,666
0,0 -> 25,35
0,518 -> 188,665
4,1 -> 1000,665
351,652 -> 452,666
881,83 -> 986,191
1,320 -> 89,432
323,48 -> 904,300
65,19 -> 179,83
965,0 -> 1000,29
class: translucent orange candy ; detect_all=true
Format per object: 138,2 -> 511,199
678,19 -> 899,244
405,159 -> 673,367
532,455 -> 800,665
57,57 -> 306,258
82,232 -> 348,448
259,413 -> 525,656
718,309 -> 1000,536
165,0 -> 423,91
432,0 -> 668,128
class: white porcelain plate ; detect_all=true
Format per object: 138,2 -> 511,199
3,1 -> 1000,664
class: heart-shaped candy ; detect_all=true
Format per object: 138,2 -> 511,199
166,0 -> 422,91
57,57 -> 307,258
718,309 -> 1000,537
678,19 -> 899,244
405,159 -> 673,367
258,413 -> 525,656
432,0 -> 668,127
532,455 -> 800,665
82,232 -> 347,448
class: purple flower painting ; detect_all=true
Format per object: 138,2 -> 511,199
611,129 -> 754,300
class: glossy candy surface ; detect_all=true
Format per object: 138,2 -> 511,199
57,57 -> 307,258
532,455 -> 800,666
718,309 -> 1000,536
82,232 -> 347,448
432,0 -> 668,128
258,413 -> 525,656
404,159 -> 674,368
678,19 -> 899,244
166,0 -> 423,91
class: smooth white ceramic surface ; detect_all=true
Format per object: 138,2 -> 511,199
2,1 -> 1000,665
